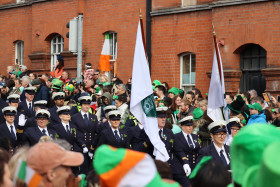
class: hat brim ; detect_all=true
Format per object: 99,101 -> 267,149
212,128 -> 227,133
157,114 -> 167,118
109,117 -> 121,121
181,122 -> 193,126
4,113 -> 16,116
193,116 -> 203,121
26,92 -> 35,95
61,150 -> 84,167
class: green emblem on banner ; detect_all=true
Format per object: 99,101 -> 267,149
141,94 -> 157,117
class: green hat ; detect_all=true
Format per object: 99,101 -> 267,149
227,95 -> 245,114
65,84 -> 74,92
243,141 -> 280,187
51,78 -> 63,90
248,103 -> 262,112
95,87 -> 101,93
153,80 -> 161,86
230,124 -> 280,185
168,87 -> 179,96
189,156 -> 212,179
93,145 -> 179,187
193,108 -> 204,121
102,82 -> 111,86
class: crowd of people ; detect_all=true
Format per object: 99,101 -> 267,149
0,56 -> 280,187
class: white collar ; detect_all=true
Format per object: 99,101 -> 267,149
81,110 -> 88,117
213,142 -> 225,153
6,122 -> 15,129
182,130 -> 191,136
38,126 -> 47,132
26,99 -> 32,106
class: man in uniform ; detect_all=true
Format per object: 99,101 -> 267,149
96,110 -> 129,148
0,106 -> 20,153
0,84 -> 8,124
17,109 -> 57,146
71,95 -> 98,174
157,106 -> 174,162
97,105 -> 117,133
23,100 -> 48,129
172,116 -> 201,187
48,92 -> 65,124
18,87 -> 36,119
197,120 -> 231,170
7,94 -> 22,124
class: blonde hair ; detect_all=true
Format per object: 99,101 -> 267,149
100,75 -> 109,83
197,99 -> 208,108
8,146 -> 30,180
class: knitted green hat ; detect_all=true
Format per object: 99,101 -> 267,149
242,141 -> 280,187
193,108 -> 204,121
168,87 -> 179,96
230,124 -> 280,185
93,145 -> 179,187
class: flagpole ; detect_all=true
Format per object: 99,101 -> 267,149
212,24 -> 222,83
139,9 -> 147,56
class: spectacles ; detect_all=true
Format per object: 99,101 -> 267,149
94,74 -> 99,76
214,133 -> 227,138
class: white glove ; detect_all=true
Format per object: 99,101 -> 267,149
18,114 -> 27,126
88,152 -> 93,159
183,164 -> 191,177
83,147 -> 88,154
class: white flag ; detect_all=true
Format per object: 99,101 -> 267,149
130,21 -> 169,162
207,46 -> 227,121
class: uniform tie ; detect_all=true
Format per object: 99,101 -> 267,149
220,150 -> 227,166
114,130 -> 121,142
159,129 -> 163,138
29,103 -> 32,112
42,129 -> 47,136
187,135 -> 194,149
83,114 -> 89,125
66,125 -> 70,135
10,126 -> 17,140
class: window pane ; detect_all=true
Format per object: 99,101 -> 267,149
53,45 -> 56,53
58,45 -> 61,53
191,54 -> 196,84
182,54 -> 190,84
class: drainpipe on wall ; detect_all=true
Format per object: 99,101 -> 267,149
146,0 -> 152,74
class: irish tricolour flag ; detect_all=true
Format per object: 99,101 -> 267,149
13,159 -> 42,187
130,20 -> 169,162
99,34 -> 111,72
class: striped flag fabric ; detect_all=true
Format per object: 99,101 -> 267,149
130,20 -> 169,162
99,33 -> 111,72
13,159 -> 42,187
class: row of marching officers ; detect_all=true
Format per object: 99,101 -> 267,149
0,91 -> 231,186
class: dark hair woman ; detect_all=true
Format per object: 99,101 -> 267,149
50,55 -> 64,78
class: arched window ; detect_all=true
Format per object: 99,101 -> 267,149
106,31 -> 117,61
14,40 -> 24,65
239,44 -> 266,96
180,53 -> 196,91
51,35 -> 64,71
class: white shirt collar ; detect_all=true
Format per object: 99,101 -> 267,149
61,122 -> 70,131
38,126 -> 48,136
213,142 -> 225,154
6,122 -> 15,131
111,126 -> 120,136
26,99 -> 32,106
81,110 -> 88,118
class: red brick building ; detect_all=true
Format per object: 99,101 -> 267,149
0,0 -> 279,96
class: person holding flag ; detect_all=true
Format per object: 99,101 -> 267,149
130,17 -> 169,162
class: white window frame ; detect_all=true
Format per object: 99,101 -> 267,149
16,0 -> 25,4
180,53 -> 196,92
108,32 -> 117,61
15,40 -> 24,65
51,35 -> 64,71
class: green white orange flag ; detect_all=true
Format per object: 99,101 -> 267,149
99,34 -> 111,72
130,21 -> 169,162
13,159 -> 42,187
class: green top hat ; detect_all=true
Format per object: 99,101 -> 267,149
168,87 -> 179,96
243,141 -> 280,187
230,124 -> 280,185
227,95 -> 245,114
52,78 -> 63,90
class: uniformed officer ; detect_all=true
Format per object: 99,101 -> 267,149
96,110 -> 129,148
197,120 -> 231,170
0,106 -> 20,153
97,105 -> 117,133
18,87 -> 36,118
172,116 -> 201,187
157,106 -> 175,162
23,100 -> 48,129
0,84 -> 8,124
17,109 -> 57,146
71,95 -> 98,174
51,106 -> 83,151
48,92 -> 65,124
7,94 -> 23,125
70,92 -> 95,115
126,121 -> 153,156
